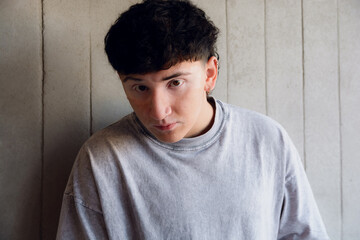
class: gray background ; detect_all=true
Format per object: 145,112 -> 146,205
0,0 -> 359,239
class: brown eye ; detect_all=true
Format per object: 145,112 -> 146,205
169,80 -> 183,88
134,85 -> 148,92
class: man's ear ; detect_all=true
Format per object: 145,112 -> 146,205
204,56 -> 218,93
117,72 -> 123,81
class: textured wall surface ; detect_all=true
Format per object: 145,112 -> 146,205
0,1 -> 42,239
0,0 -> 359,239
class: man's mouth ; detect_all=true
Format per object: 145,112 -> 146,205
154,123 -> 177,131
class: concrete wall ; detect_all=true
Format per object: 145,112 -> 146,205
0,0 -> 359,239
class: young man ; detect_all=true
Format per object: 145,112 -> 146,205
57,0 -> 329,239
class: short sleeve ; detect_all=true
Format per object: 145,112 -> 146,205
56,146 -> 109,240
56,194 -> 109,240
277,133 -> 330,240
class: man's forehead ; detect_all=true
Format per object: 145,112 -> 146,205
119,60 -> 205,82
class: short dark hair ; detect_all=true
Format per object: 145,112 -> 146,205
104,0 -> 219,75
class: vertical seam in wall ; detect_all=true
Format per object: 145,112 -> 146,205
225,0 -> 229,103
89,3 -> 93,136
264,0 -> 268,116
301,0 -> 306,170
40,0 -> 45,239
89,34 -> 93,136
337,0 -> 343,238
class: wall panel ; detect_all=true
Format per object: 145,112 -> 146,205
265,0 -> 304,161
0,1 -> 42,239
42,0 -> 90,238
339,0 -> 360,239
227,0 -> 266,113
303,0 -> 341,238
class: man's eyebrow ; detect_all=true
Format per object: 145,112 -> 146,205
162,72 -> 191,81
122,76 -> 143,82
122,72 -> 191,83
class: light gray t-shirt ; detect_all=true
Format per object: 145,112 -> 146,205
56,99 -> 329,240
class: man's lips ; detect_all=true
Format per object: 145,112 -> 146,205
153,123 -> 177,131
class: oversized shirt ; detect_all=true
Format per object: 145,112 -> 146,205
56,99 -> 330,240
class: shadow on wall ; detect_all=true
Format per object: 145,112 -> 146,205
42,120 -> 89,239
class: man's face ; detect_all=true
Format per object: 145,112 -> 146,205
120,58 -> 217,143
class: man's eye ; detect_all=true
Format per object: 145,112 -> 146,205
134,85 -> 148,92
169,80 -> 183,87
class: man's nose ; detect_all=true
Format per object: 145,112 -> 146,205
149,90 -> 172,120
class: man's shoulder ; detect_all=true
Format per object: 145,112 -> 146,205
83,113 -> 141,151
220,100 -> 285,136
